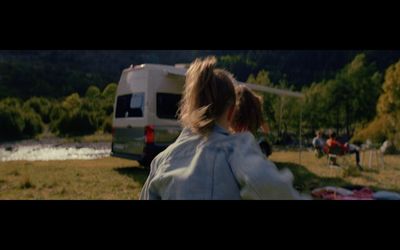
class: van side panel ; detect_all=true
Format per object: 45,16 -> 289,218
112,68 -> 148,159
147,69 -> 184,145
112,66 -> 185,166
113,127 -> 145,156
112,68 -> 148,128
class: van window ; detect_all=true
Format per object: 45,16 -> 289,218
115,93 -> 145,118
156,93 -> 182,119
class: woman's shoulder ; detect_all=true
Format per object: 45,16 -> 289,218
214,131 -> 258,150
231,131 -> 257,142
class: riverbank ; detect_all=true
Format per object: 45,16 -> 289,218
0,133 -> 112,162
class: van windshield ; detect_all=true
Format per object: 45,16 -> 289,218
115,93 -> 145,118
156,93 -> 182,120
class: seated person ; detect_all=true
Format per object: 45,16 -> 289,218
312,130 -> 325,158
326,131 -> 362,170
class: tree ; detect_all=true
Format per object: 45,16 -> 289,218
23,97 -> 52,123
247,70 -> 272,86
376,59 -> 400,147
85,86 -> 101,99
0,103 -> 25,141
102,83 -> 117,99
22,106 -> 43,137
246,69 -> 277,129
377,59 -> 400,118
352,59 -> 400,149
62,93 -> 81,111
271,79 -> 302,144
303,81 -> 330,134
218,55 -> 257,81
322,53 -> 382,136
101,83 -> 117,115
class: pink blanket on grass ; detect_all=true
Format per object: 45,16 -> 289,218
312,187 -> 374,200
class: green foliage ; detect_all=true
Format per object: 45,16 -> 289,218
62,93 -> 81,111
246,70 -> 277,124
1,50 -> 400,99
85,85 -> 101,99
303,82 -> 330,133
23,97 -> 52,123
218,55 -> 257,81
49,103 -> 67,133
102,116 -> 113,133
0,97 -> 22,108
0,76 -> 117,140
302,53 -> 383,138
52,91 -> 97,136
57,109 -> 97,136
247,70 -> 273,86
271,80 -> 302,143
22,106 -> 43,137
1,51 -> 400,145
333,53 -> 382,127
0,103 -> 25,141
355,59 -> 400,149
352,115 -> 390,144
377,59 -> 400,116
102,83 -> 117,99
0,99 -> 43,141
48,84 -> 116,136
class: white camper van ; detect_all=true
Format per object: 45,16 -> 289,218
111,64 -> 187,167
111,63 -> 306,167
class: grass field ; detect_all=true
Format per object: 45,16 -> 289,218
0,150 -> 399,199
0,157 -> 144,200
271,150 -> 400,193
37,128 -> 112,143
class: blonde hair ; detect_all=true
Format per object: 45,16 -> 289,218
231,85 -> 264,135
179,56 -> 236,135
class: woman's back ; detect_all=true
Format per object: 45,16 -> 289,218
139,56 -> 305,200
140,126 -> 303,200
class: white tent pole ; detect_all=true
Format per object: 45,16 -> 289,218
241,82 -> 305,99
279,96 -> 284,139
299,103 -> 303,165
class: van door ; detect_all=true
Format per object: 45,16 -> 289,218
153,92 -> 182,146
112,92 -> 146,159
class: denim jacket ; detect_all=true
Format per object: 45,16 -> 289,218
140,125 -> 305,200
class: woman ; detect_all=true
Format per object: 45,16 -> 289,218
140,56 -> 304,200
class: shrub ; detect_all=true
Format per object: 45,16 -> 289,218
22,107 -> 43,137
57,109 -> 97,136
23,97 -> 52,123
352,115 -> 390,144
102,116 -> 113,133
0,103 -> 25,141
85,86 -> 101,99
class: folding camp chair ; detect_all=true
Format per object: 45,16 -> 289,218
361,140 -> 389,169
326,144 -> 351,168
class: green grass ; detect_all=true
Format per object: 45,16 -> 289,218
0,157 -> 146,200
36,126 -> 112,143
271,151 -> 400,193
1,150 -> 399,199
78,133 -> 112,143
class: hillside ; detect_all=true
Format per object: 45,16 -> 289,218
1,50 -> 400,99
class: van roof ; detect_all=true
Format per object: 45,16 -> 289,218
123,64 -> 187,76
121,63 -> 303,98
